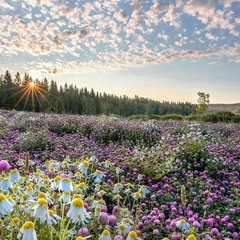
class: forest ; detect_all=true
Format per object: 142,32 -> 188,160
0,70 -> 196,117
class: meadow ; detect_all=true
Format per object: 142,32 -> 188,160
0,110 -> 239,240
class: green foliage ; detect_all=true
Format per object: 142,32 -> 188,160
0,70 -> 197,117
232,115 -> 240,123
128,114 -> 150,120
160,114 -> 183,121
201,110 -> 237,123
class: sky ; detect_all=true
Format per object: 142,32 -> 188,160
0,0 -> 240,104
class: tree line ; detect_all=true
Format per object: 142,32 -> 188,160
0,70 -> 197,117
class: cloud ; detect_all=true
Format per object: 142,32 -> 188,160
114,10 -> 128,22
0,0 -> 239,75
0,0 -> 14,10
205,32 -> 219,40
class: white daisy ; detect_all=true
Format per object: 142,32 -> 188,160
17,221 -> 37,240
91,170 -> 106,183
59,178 -> 74,191
0,193 -> 14,215
126,231 -> 141,240
99,229 -> 111,240
32,198 -> 49,223
67,197 -> 90,224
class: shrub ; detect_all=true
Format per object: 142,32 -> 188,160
160,114 -> 183,121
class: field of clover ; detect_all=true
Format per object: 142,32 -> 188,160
0,110 -> 239,240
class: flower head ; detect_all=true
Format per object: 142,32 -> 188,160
0,193 -> 14,215
0,160 -> 10,170
67,197 -> 90,224
99,229 -> 111,240
176,219 -> 190,230
17,221 -> 37,240
33,198 -> 49,223
126,231 -> 141,240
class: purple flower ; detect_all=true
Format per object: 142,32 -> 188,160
108,215 -> 117,226
0,160 -> 10,170
211,228 -> 219,236
153,229 -> 159,235
113,235 -> 124,240
98,212 -> 109,224
77,226 -> 89,237
193,221 -> 200,228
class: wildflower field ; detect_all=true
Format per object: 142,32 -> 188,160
0,110 -> 239,240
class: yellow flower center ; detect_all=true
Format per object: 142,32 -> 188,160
95,206 -> 101,212
99,190 -> 105,195
3,178 -> 8,182
103,230 -> 110,235
96,170 -> 102,174
98,199 -> 104,204
121,208 -> 128,214
49,210 -> 54,216
188,234 -> 196,240
119,224 -> 126,230
129,231 -> 137,238
22,221 -> 34,229
12,217 -> 19,223
0,194 -> 6,201
10,169 -> 18,173
134,192 -> 141,197
124,218 -> 130,223
52,193 -> 58,199
64,191 -> 71,195
114,194 -> 121,199
38,192 -> 46,198
79,182 -> 86,187
37,198 -> 48,206
26,186 -> 33,190
180,219 -> 186,223
72,198 -> 84,207
76,237 -> 86,240
82,161 -> 89,166
54,176 -> 61,181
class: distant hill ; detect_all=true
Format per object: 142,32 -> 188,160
207,103 -> 240,114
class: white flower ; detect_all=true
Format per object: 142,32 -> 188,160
0,178 -> 12,190
139,185 -> 149,198
115,167 -> 124,174
17,221 -> 37,240
9,169 -> 21,182
32,198 -> 49,223
116,223 -> 130,235
25,185 -> 34,197
51,176 -> 61,190
89,155 -> 98,162
59,178 -> 74,191
0,193 -> 14,215
59,191 -> 71,203
92,199 -> 106,209
112,183 -> 123,194
67,197 -> 90,224
103,159 -> 113,168
78,160 -> 90,175
91,170 -> 106,183
176,219 -> 190,230
46,209 -> 61,225
126,231 -> 141,240
99,229 -> 111,240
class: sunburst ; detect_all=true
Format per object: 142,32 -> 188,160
13,80 -> 51,111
